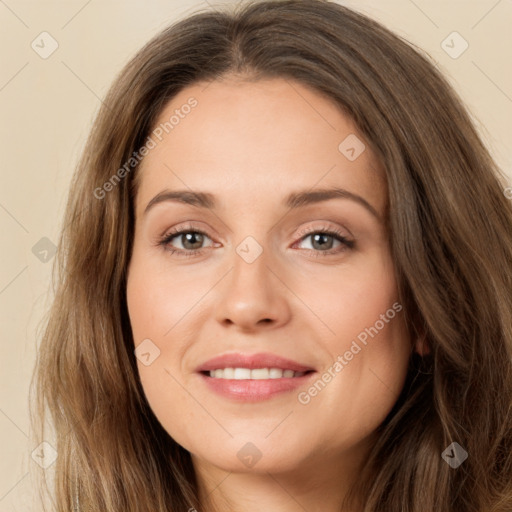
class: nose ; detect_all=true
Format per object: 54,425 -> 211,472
214,245 -> 292,332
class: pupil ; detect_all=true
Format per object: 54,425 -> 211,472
183,232 -> 203,250
312,233 -> 333,250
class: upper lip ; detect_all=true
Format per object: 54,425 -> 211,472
196,352 -> 316,373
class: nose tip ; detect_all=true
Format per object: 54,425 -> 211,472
219,296 -> 279,331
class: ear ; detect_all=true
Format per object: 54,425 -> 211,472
414,334 -> 430,356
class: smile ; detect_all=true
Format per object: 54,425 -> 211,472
206,368 -> 307,379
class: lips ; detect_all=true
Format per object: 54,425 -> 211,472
196,352 -> 316,401
196,352 -> 315,373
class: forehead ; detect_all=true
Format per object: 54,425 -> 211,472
134,76 -> 386,219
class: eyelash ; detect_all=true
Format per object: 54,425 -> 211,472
157,223 -> 355,258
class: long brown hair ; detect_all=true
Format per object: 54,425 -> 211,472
30,1 -> 512,510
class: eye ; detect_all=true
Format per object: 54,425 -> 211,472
293,225 -> 355,257
158,224 -> 216,257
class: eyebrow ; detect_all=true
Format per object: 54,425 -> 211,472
143,187 -> 381,221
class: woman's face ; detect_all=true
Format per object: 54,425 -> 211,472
126,76 -> 412,478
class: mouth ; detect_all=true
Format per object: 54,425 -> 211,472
196,352 -> 317,401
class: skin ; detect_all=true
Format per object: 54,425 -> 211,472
126,75 -> 421,511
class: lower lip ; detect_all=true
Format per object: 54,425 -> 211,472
198,372 -> 315,402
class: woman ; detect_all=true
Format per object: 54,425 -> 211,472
31,0 -> 512,511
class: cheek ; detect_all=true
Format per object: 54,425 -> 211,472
126,249 -> 208,342
296,246 -> 402,351
296,249 -> 410,433
126,256 -> 202,447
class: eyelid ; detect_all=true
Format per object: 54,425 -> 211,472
293,222 -> 352,241
159,221 -> 213,241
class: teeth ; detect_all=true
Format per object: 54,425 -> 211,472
233,368 -> 251,379
222,367 -> 234,378
251,368 -> 269,379
208,367 -> 307,379
269,368 -> 283,379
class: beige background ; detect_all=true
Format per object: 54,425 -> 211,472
1,0 -> 511,509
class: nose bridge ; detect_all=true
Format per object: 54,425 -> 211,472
229,234 -> 274,304
214,233 -> 290,329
